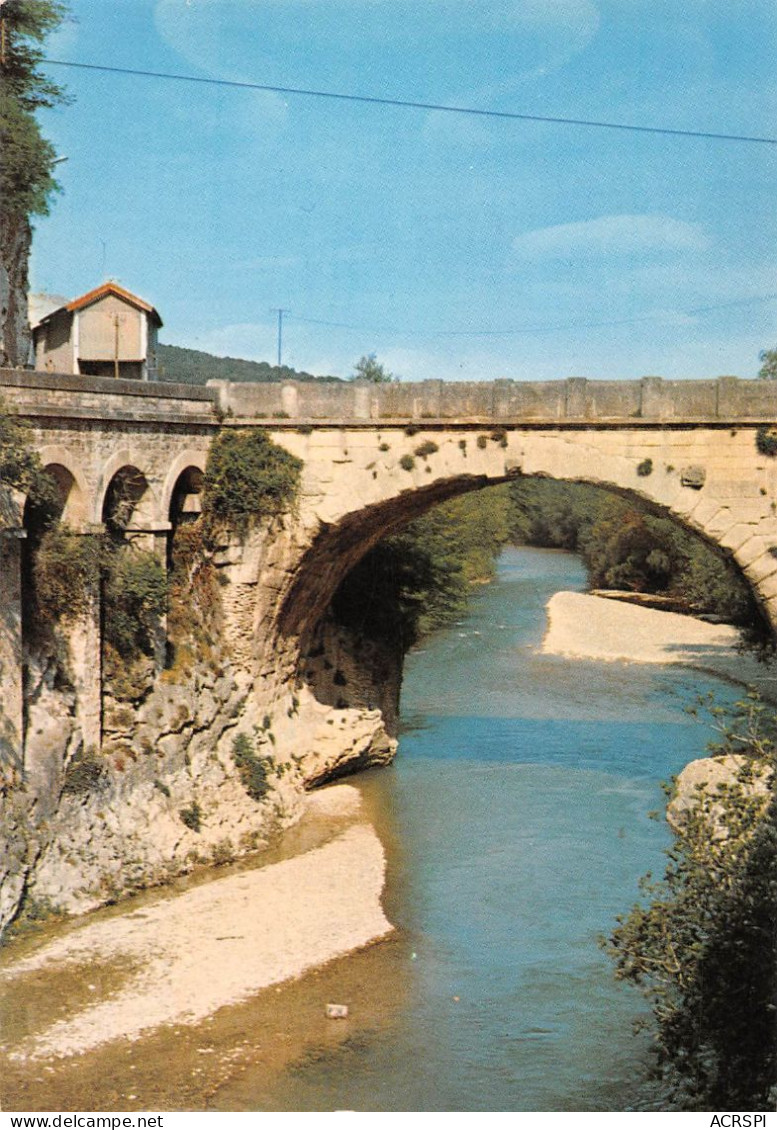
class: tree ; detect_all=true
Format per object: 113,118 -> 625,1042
1,1 -> 70,367
758,348 -> 777,380
352,353 -> 394,383
0,0 -> 69,219
605,694 -> 777,1110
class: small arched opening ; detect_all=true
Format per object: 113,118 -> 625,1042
101,465 -> 156,543
100,466 -> 167,694
165,466 -> 214,671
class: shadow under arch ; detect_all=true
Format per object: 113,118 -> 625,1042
33,447 -> 90,528
278,470 -> 773,677
278,472 -> 501,643
161,453 -> 207,525
101,464 -> 157,536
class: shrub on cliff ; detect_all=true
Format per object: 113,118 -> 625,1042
33,526 -> 107,622
604,694 -> 777,1110
202,429 -> 303,539
231,732 -> 271,802
102,545 -> 167,660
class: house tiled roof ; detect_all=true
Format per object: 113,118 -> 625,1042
36,282 -> 163,328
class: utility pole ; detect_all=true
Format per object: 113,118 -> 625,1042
270,308 -> 289,367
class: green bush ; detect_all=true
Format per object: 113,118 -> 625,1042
604,695 -> 777,1110
399,454 -> 415,471
756,426 -> 777,457
414,440 -> 439,458
179,801 -> 203,832
0,404 -> 58,512
103,546 -> 167,660
34,527 -> 107,622
202,428 -> 303,538
231,732 -> 272,801
636,457 -> 653,476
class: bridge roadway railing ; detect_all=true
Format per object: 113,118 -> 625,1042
2,368 -> 777,426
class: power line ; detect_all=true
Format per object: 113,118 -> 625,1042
270,307 -> 290,366
289,293 -> 777,340
45,59 -> 777,147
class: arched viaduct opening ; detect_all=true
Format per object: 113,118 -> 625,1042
279,470 -> 771,738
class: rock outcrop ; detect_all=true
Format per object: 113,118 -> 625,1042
0,516 -> 399,937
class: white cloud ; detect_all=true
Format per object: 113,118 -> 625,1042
511,214 -> 710,260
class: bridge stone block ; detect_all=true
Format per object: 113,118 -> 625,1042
584,380 -> 642,419
718,377 -> 777,420
719,523 -> 764,554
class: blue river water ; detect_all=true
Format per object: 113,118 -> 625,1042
262,546 -> 740,1111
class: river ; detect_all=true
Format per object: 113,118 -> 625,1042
1,546 -> 741,1112
228,545 -> 739,1112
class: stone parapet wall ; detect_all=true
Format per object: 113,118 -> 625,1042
4,368 -> 777,425
0,368 -> 218,424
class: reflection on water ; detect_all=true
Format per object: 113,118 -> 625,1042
255,547 -> 738,1111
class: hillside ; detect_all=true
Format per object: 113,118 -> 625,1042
157,343 -> 342,385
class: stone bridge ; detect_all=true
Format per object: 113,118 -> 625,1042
2,366 -> 777,762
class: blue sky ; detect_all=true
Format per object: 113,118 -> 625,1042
31,0 -> 777,381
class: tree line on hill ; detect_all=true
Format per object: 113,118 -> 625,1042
156,344 -> 342,385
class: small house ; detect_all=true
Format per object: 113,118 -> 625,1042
32,282 -> 162,380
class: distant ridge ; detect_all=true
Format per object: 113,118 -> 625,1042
157,343 -> 342,385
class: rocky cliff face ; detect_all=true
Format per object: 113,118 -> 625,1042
0,518 -> 399,937
0,214 -> 32,369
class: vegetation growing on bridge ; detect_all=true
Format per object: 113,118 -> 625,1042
32,526 -> 105,623
202,428 -> 303,539
0,403 -> 57,516
755,426 -> 777,457
605,694 -> 777,1110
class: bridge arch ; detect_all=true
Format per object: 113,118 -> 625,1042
160,452 -> 207,524
277,423 -> 777,656
99,461 -> 159,535
94,451 -> 161,529
36,446 -> 90,529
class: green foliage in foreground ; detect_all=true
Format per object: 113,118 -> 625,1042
605,694 -> 777,1110
202,428 -> 303,538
